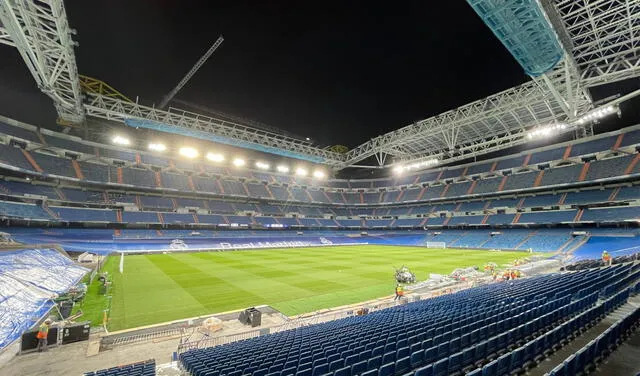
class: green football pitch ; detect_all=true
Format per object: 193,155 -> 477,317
79,245 -> 532,331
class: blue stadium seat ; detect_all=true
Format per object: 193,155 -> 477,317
397,346 -> 409,359
312,364 -> 328,376
509,347 -> 525,374
345,354 -> 359,366
433,358 -> 448,376
495,353 -> 511,375
447,351 -> 463,374
381,351 -> 395,365
351,360 -> 367,375
562,354 -> 577,375
437,342 -> 449,358
461,346 -> 475,370
410,350 -> 425,368
481,359 -> 498,376
329,359 -> 344,372
281,366 -> 296,375
367,356 -> 381,371
333,366 -> 350,376
466,369 -> 482,376
424,347 -> 437,364
548,362 -> 565,376
395,356 -> 410,374
474,341 -> 487,365
449,337 -> 461,354
378,362 -> 395,376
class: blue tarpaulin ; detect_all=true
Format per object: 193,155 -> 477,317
0,248 -> 88,349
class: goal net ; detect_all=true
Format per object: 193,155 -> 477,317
426,241 -> 446,248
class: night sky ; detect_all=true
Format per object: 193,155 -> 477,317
0,1 -> 637,150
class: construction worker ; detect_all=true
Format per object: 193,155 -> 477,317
394,284 -> 404,301
36,319 -> 51,352
602,250 -> 612,266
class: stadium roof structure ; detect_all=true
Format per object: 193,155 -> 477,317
0,0 -> 84,125
1,0 -> 640,170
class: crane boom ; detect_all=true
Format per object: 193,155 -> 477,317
158,35 -> 224,109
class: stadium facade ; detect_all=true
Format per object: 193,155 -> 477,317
0,116 -> 638,261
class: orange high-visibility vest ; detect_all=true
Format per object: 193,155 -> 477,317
36,324 -> 48,339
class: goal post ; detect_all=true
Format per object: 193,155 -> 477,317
426,241 -> 446,248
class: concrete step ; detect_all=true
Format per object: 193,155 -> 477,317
593,330 -> 640,375
527,297 -> 637,376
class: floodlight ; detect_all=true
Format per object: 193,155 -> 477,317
148,143 -> 166,152
527,122 -> 571,139
179,147 -> 199,159
112,135 -> 130,146
233,158 -> 246,167
397,158 -> 438,173
255,161 -> 270,170
295,167 -> 308,176
313,170 -> 326,179
572,106 -> 617,127
277,165 -> 290,173
206,152 -> 225,162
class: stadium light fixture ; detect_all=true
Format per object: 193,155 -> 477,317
312,170 -> 326,179
576,105 -> 617,125
148,143 -> 166,152
179,147 -> 199,159
112,135 -> 130,146
527,123 -> 568,139
277,165 -> 290,173
295,167 -> 308,176
531,106 -> 620,140
206,152 -> 225,162
411,159 -> 438,169
233,158 -> 246,167
255,161 -> 270,170
393,158 -> 438,174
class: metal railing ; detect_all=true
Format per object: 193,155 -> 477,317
177,329 -> 263,354
110,327 -> 184,348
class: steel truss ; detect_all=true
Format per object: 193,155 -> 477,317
344,0 -> 640,168
344,59 -> 592,167
0,0 -> 84,124
84,93 -> 347,167
1,0 -> 639,170
0,26 -> 14,46
555,0 -> 640,86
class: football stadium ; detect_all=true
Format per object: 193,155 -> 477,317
1,1 -> 640,376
